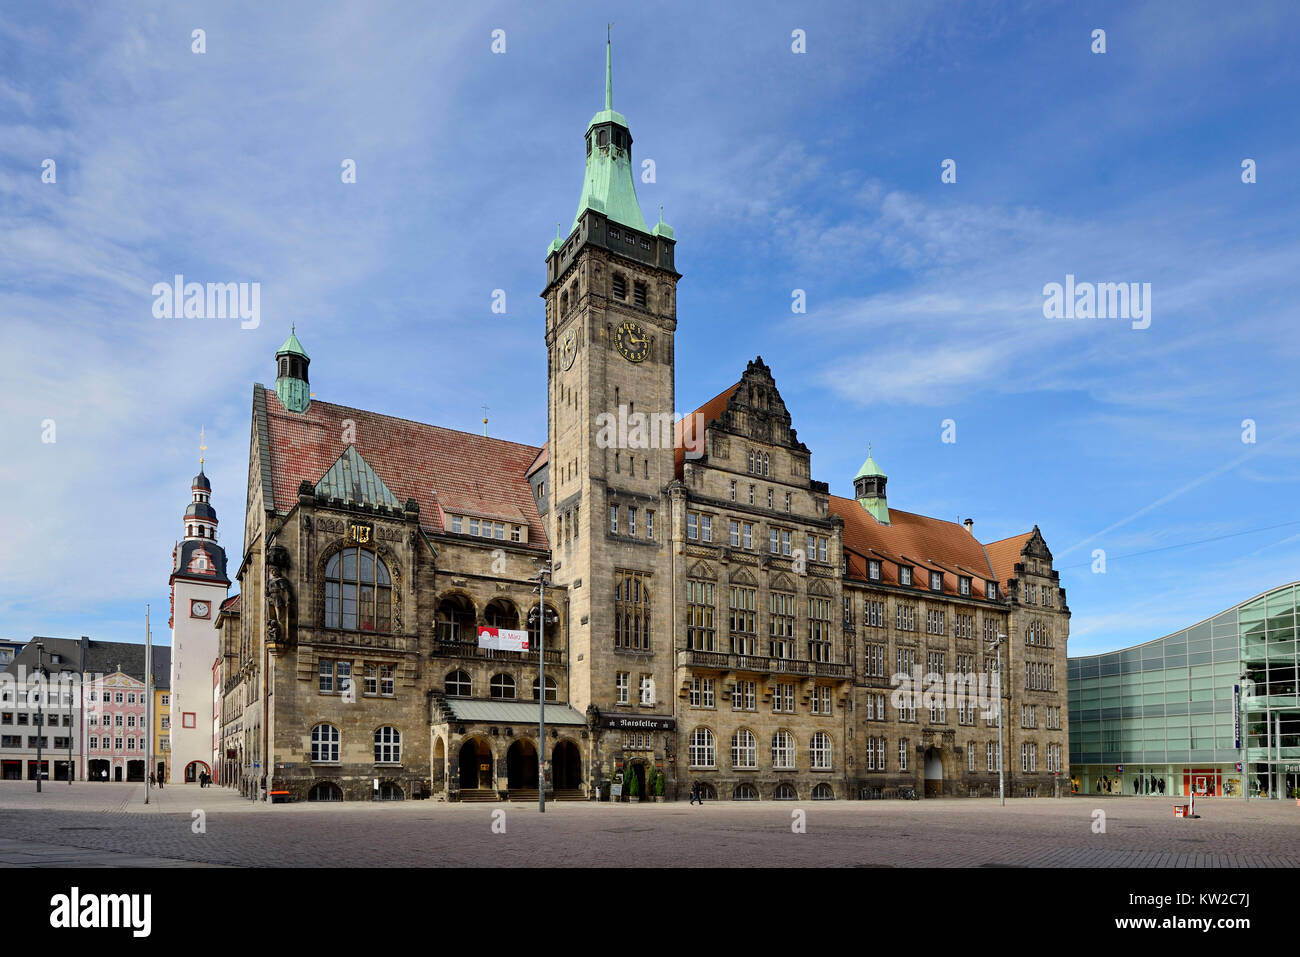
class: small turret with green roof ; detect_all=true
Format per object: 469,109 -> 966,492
275,325 -> 311,413
854,444 -> 890,524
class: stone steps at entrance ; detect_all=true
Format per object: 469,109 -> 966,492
553,789 -> 586,801
507,790 -> 540,802
457,789 -> 500,803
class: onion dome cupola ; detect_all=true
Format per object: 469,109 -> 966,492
571,34 -> 654,236
275,325 -> 311,413
854,445 -> 890,524
171,439 -> 230,585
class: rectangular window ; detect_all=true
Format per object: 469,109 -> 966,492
645,510 -> 653,540
161,695 -> 169,707
380,664 -> 395,696
729,586 -> 757,655
182,713 -> 196,729
612,274 -> 626,299
469,518 -> 480,536
451,515 -> 463,533
968,743 -> 976,772
773,682 -> 795,713
701,515 -> 712,543
742,523 -> 753,549
818,538 -> 827,563
930,571 -> 942,591
687,512 -> 697,540
628,507 -> 637,537
729,480 -> 736,501
899,566 -> 912,586
769,528 -> 779,554
88,736 -> 98,749
319,660 -> 334,693
730,520 -> 741,547
868,560 -> 881,581
161,716 -> 170,730
986,582 -> 998,599
810,685 -> 831,715
899,739 -> 908,772
781,530 -> 791,556
638,675 -> 653,706
769,592 -> 795,658
960,576 -> 971,596
511,524 -> 522,542
767,488 -> 774,509
364,664 -> 378,696
808,597 -> 832,661
616,672 -> 629,705
865,643 -> 885,677
748,484 -> 755,505
609,506 -> 618,534
686,580 -> 716,651
633,282 -> 647,307
732,680 -> 756,711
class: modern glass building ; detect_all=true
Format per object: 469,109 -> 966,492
1069,582 -> 1300,799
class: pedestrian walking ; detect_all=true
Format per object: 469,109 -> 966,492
148,772 -> 155,788
689,780 -> 700,805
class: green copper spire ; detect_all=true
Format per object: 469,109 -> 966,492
570,32 -> 647,234
605,25 -> 613,111
275,325 -> 311,413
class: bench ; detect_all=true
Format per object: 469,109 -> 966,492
269,789 -> 291,804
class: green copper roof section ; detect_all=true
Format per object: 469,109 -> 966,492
276,325 -> 309,359
571,37 -> 647,234
854,447 -> 886,480
315,445 -> 401,509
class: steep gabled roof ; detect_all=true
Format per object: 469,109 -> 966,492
985,531 -> 1036,584
257,385 -> 547,547
674,382 -> 740,477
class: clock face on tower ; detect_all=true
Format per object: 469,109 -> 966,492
615,320 -> 649,363
560,328 -> 577,370
190,600 -> 210,619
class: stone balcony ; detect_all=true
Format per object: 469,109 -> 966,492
676,649 -> 850,680
431,639 -> 563,667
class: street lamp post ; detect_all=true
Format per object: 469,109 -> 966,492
532,561 -> 552,814
986,631 -> 1007,806
1239,672 -> 1249,802
33,642 -> 44,793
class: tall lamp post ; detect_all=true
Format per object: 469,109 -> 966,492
531,561 -> 552,813
33,642 -> 45,793
1239,672 -> 1249,802
986,631 -> 1007,806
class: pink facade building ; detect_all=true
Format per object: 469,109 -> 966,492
84,670 -> 151,782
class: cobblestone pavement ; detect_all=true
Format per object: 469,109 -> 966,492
0,782 -> 1296,867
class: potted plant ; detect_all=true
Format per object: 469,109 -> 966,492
652,768 -> 665,802
627,767 -> 641,801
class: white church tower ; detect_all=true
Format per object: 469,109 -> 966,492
168,440 -> 230,784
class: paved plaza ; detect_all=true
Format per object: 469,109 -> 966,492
0,781 -> 1296,867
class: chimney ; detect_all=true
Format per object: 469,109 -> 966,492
964,518 -> 974,535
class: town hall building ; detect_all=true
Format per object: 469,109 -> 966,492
214,41 -> 1070,802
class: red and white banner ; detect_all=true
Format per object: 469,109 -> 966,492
477,626 -> 529,652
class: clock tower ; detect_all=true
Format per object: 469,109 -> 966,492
168,448 -> 230,784
542,37 -> 681,780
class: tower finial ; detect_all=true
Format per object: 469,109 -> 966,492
200,426 -> 207,468
605,23 -> 613,111
482,404 -> 489,438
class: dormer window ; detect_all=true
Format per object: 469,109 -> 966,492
959,576 -> 971,596
868,560 -> 881,581
899,566 -> 912,586
986,582 -> 998,600
929,571 -> 942,592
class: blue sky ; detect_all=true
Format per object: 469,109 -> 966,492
2,0 -> 1298,655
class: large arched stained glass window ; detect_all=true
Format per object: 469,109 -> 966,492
325,548 -> 392,633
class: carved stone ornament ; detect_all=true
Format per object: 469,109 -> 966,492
266,545 -> 294,653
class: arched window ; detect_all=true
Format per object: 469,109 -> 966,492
689,728 -> 715,768
774,782 -> 797,800
531,675 -> 558,701
614,573 -> 651,651
307,781 -> 343,802
733,783 -> 759,801
810,732 -> 832,770
325,548 -> 392,633
376,781 -> 404,801
311,724 -> 340,763
445,670 -> 471,698
374,726 -> 401,764
771,730 -> 795,770
490,674 -> 516,700
811,783 -> 835,800
485,599 -> 519,630
436,595 -> 475,643
731,729 -> 757,769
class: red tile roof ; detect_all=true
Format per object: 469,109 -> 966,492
832,495 -> 1019,597
259,386 -> 547,548
219,594 -> 241,613
526,442 -> 548,478
984,531 -> 1034,584
674,382 -> 740,477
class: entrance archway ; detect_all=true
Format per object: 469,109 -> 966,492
552,740 -> 581,790
458,738 -> 493,790
923,748 -> 943,798
507,739 -> 539,790
432,737 -> 446,792
184,760 -> 211,783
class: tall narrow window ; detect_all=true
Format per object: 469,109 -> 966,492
614,572 -> 651,651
